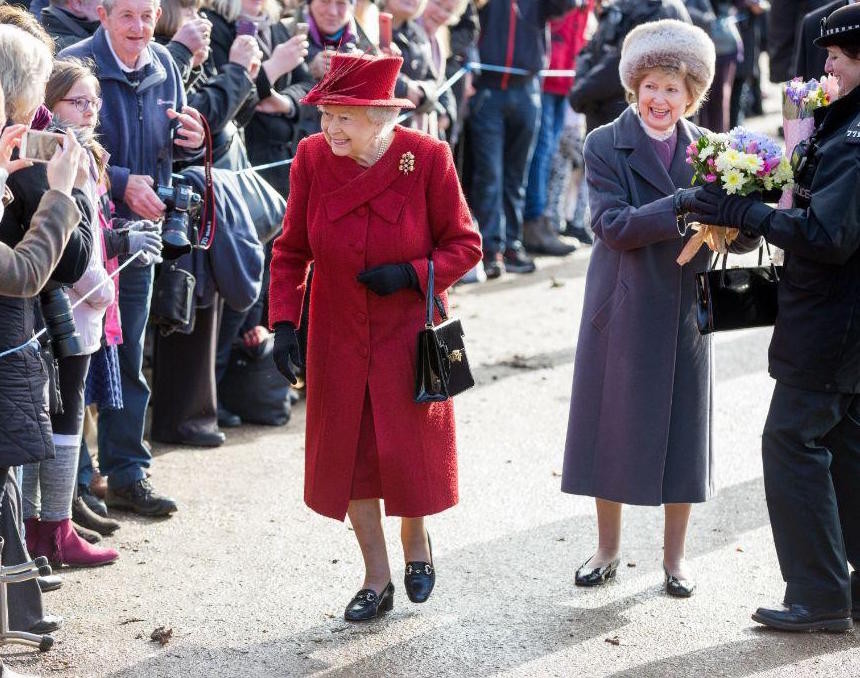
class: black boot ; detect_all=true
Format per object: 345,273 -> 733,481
72,496 -> 120,536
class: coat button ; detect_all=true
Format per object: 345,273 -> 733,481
356,205 -> 368,216
359,346 -> 368,357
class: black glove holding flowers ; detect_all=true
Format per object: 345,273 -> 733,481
687,182 -> 775,237
357,263 -> 419,296
273,321 -> 302,385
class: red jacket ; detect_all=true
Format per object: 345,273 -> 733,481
543,1 -> 593,96
269,127 -> 482,520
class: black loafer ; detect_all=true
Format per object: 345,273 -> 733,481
344,582 -> 394,622
575,556 -> 619,587
37,575 -> 63,593
664,568 -> 696,598
404,532 -> 435,603
28,614 -> 63,634
752,603 -> 853,632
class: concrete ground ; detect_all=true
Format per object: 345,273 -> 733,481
4,94 -> 859,677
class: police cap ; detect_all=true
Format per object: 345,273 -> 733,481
814,4 -> 860,48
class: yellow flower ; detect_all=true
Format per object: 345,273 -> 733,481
722,168 -> 745,194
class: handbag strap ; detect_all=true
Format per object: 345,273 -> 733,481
710,242 -> 780,285
425,260 -> 447,328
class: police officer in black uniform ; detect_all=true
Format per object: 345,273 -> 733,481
687,3 -> 860,632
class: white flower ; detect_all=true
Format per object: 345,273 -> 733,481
722,168 -> 745,194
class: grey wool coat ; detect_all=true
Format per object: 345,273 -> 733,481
561,106 -> 753,505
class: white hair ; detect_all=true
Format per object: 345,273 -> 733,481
102,0 -> 162,13
0,25 -> 53,124
365,106 -> 400,135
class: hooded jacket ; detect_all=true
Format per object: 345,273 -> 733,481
59,28 -> 196,218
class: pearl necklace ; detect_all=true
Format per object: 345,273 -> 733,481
373,132 -> 394,165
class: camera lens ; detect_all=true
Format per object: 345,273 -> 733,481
40,285 -> 84,360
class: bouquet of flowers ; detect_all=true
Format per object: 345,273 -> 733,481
677,127 -> 793,265
779,76 -> 838,207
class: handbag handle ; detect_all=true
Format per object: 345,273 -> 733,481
425,259 -> 448,329
710,242 -> 780,286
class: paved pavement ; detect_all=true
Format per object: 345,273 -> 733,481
5,99 -> 860,677
5,242 -> 858,677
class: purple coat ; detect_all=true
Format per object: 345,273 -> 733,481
561,107 -> 745,505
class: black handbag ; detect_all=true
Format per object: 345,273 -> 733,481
414,261 -> 474,403
151,262 -> 196,336
213,133 -> 286,244
218,337 -> 292,426
695,245 -> 783,335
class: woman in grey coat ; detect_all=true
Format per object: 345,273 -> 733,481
561,19 -> 751,596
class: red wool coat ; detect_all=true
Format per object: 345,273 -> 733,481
269,126 -> 482,521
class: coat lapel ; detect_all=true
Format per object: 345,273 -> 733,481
322,128 -> 428,224
613,107 -> 698,196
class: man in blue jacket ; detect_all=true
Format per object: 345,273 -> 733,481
471,0 -> 577,279
60,0 -> 205,517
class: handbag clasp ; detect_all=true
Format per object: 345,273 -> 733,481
448,349 -> 463,363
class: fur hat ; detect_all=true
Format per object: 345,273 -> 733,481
619,19 -> 716,116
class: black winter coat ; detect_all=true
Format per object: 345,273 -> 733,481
765,85 -> 860,393
39,6 -> 99,52
767,0 -> 833,82
569,0 -> 690,132
159,34 -> 258,162
0,164 -> 92,467
205,10 -> 313,195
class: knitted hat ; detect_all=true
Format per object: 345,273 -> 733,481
619,19 -> 716,116
301,52 -> 415,109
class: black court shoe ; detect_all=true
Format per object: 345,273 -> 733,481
344,582 -> 394,622
405,532 -> 435,603
664,567 -> 696,598
574,555 -> 620,587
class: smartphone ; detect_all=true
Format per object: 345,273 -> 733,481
19,130 -> 65,163
378,12 -> 392,49
294,21 -> 309,37
236,18 -> 257,36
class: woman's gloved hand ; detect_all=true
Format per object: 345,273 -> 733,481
357,263 -> 418,296
673,187 -> 709,215
688,183 -> 775,236
273,321 -> 302,384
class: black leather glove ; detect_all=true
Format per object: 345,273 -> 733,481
687,183 -> 774,237
272,321 -> 302,385
356,263 -> 419,296
673,187 -> 710,215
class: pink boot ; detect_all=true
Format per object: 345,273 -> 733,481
24,517 -> 41,557
38,519 -> 119,568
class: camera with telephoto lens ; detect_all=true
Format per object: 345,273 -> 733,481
156,183 -> 202,260
39,283 -> 84,359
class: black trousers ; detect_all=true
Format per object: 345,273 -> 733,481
762,382 -> 860,610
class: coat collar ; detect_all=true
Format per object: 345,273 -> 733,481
612,106 -> 698,195
322,127 -> 429,223
90,27 -> 167,92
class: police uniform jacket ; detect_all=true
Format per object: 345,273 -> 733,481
268,127 -> 482,521
765,83 -> 860,393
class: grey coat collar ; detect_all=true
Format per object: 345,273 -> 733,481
612,106 -> 700,195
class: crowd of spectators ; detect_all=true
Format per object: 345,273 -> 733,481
0,0 -> 841,658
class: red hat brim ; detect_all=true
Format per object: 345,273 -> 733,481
300,92 -> 416,109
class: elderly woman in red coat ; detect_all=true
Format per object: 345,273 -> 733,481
269,52 -> 481,622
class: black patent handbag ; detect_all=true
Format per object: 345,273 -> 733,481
695,244 -> 783,335
414,260 -> 475,403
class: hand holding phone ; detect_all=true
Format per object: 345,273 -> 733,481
378,12 -> 392,50
236,18 -> 257,36
294,21 -> 309,37
20,130 -> 66,164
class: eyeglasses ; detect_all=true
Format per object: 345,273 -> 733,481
58,97 -> 103,113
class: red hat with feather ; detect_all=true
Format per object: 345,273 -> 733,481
301,52 -> 415,109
